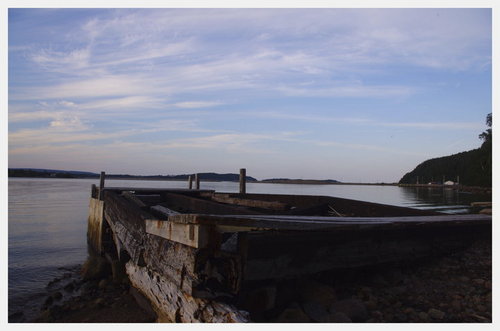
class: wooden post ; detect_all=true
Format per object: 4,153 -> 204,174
98,171 -> 105,200
195,173 -> 200,190
188,175 -> 193,189
239,168 -> 246,194
91,184 -> 97,199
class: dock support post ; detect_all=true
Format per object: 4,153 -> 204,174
239,168 -> 246,194
188,175 -> 193,189
195,173 -> 200,190
98,171 -> 105,200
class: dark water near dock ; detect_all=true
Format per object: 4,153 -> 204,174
8,177 -> 490,321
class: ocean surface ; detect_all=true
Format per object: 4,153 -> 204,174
7,177 -> 490,321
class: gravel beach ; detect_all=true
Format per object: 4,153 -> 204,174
26,237 -> 491,323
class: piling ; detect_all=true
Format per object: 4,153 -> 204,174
195,173 -> 200,190
239,168 -> 246,194
188,175 -> 193,189
98,171 -> 106,200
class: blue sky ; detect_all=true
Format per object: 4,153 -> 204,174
8,8 -> 492,182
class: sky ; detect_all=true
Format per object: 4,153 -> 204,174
7,7 -> 492,182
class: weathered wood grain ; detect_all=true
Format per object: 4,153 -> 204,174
145,220 -> 209,248
87,198 -> 104,254
125,262 -> 249,322
211,193 -> 290,211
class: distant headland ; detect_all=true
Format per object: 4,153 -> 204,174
8,168 -> 345,185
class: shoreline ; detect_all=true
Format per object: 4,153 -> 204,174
7,175 -> 492,192
21,237 -> 491,323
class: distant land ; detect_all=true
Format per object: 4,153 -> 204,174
8,168 -> 347,185
399,113 -> 492,188
260,178 -> 339,184
8,169 -> 257,182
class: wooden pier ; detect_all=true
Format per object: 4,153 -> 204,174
87,171 -> 491,322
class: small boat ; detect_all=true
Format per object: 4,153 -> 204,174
87,185 -> 491,322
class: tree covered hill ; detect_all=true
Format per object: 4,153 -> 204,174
399,114 -> 492,187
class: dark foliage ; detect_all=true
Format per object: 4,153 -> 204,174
399,113 -> 492,187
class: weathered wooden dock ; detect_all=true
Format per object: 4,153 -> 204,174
87,172 -> 491,322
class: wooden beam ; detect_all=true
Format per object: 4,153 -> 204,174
167,213 -> 491,231
211,194 -> 289,211
121,191 -> 147,208
195,174 -> 200,190
98,171 -> 105,200
239,168 -> 246,194
160,192 -> 262,216
150,205 -> 180,217
144,219 -> 209,248
87,198 -> 104,254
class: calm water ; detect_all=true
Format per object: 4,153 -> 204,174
8,177 -> 490,321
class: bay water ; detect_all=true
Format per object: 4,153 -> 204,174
7,177 -> 490,321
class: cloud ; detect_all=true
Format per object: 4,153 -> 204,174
274,84 -> 415,98
31,47 -> 91,70
173,101 -> 224,109
11,75 -> 157,100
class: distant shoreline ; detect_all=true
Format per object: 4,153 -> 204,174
7,168 -> 491,191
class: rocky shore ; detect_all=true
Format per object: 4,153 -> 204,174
26,237 -> 491,323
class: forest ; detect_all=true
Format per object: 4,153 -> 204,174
399,114 -> 492,187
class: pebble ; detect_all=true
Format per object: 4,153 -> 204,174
330,298 -> 368,322
52,291 -> 63,301
302,301 -> 329,322
298,281 -> 336,307
327,312 -> 352,323
472,279 -> 485,286
428,308 -> 445,320
418,312 -> 429,321
64,282 -> 75,292
275,307 -> 310,323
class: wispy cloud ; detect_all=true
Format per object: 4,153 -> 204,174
8,8 -> 491,181
173,101 -> 225,109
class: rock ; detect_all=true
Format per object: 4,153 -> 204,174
52,291 -> 63,301
298,281 -> 336,307
275,307 -> 311,323
47,277 -> 62,287
44,296 -> 54,306
81,255 -> 110,281
418,311 -> 429,321
472,279 -> 485,286
370,310 -> 383,320
64,282 -> 75,292
327,312 -> 352,323
372,274 -> 388,287
92,297 -> 105,308
98,279 -> 109,290
479,208 -> 491,215
403,307 -> 415,315
302,301 -> 329,322
476,304 -> 487,312
330,298 -> 368,322
365,299 -> 377,310
394,313 -> 408,322
450,300 -> 462,311
8,311 -> 24,322
484,280 -> 492,290
428,308 -> 445,320
35,309 -> 54,322
243,286 -> 277,313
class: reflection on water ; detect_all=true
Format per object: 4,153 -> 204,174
8,177 -> 491,320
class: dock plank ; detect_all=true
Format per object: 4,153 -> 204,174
166,213 -> 491,232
